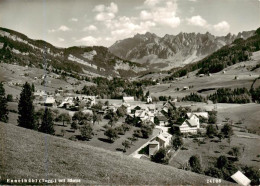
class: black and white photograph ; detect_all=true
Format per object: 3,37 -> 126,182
0,0 -> 259,185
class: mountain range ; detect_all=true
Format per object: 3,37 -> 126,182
0,27 -> 256,77
109,31 -> 255,70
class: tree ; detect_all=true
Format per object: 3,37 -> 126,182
80,122 -> 93,140
151,148 -> 170,164
141,124 -> 153,138
206,124 -> 217,138
57,112 -> 71,126
39,108 -> 55,135
122,140 -> 131,152
205,166 -> 223,179
0,82 -> 8,123
6,94 -> 13,102
104,127 -> 118,142
221,124 -> 233,137
217,132 -> 224,142
71,121 -> 78,130
93,112 -> 102,125
189,155 -> 202,173
228,146 -> 241,159
116,106 -> 127,117
154,116 -> 160,125
18,82 -> 37,130
171,136 -> 183,151
242,166 -> 260,185
216,155 -> 229,169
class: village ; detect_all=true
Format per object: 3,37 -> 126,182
33,85 -> 213,158
2,61 -> 259,185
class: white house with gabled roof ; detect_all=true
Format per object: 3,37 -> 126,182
173,114 -> 200,133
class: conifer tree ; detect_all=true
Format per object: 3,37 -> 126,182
0,82 -> 8,123
18,82 -> 36,129
39,108 -> 55,135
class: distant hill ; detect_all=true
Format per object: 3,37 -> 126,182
0,27 -> 146,78
0,122 -> 230,185
109,30 -> 255,70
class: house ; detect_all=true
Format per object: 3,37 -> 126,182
147,96 -> 152,103
231,171 -> 251,186
44,96 -> 56,107
123,96 -> 134,103
173,114 -> 200,133
148,141 -> 160,156
183,86 -> 189,90
156,115 -> 168,126
162,101 -> 175,113
58,97 -> 74,109
187,112 -> 209,120
148,130 -> 172,156
34,90 -> 47,98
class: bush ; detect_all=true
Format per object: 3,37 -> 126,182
133,129 -> 143,138
104,127 -> 118,142
6,94 -> 13,102
189,155 -> 203,173
115,126 -> 125,135
151,148 -> 170,164
80,123 -> 93,140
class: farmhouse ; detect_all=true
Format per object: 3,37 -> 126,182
44,96 -> 56,107
34,90 -> 47,98
173,114 -> 200,133
187,112 -> 209,120
156,115 -> 168,126
123,96 -> 134,103
148,130 -> 172,156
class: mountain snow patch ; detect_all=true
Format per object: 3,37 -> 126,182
82,50 -> 97,61
68,54 -> 97,69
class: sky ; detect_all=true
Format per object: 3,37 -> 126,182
0,0 -> 259,47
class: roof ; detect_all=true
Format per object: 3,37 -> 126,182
187,112 -> 209,119
231,171 -> 251,186
156,134 -> 168,142
123,97 -> 134,102
149,140 -> 159,145
157,115 -> 168,121
186,118 -> 199,127
45,97 -> 55,104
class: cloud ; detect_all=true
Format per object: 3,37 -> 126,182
58,37 -> 65,42
144,0 -> 162,7
186,15 -> 230,33
140,10 -> 153,20
139,1 -> 180,28
69,18 -> 78,22
58,25 -> 70,31
213,21 -> 230,32
187,15 -> 207,27
95,12 -> 115,21
76,36 -> 101,46
106,16 -> 156,40
189,0 -> 197,2
83,25 -> 97,31
93,4 -> 105,12
48,25 -> 71,33
93,2 -> 118,21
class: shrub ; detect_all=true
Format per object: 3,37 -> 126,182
151,148 -> 170,164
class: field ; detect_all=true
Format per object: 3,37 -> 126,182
169,132 -> 260,170
0,63 -> 94,98
144,52 -> 260,98
0,122 -> 229,185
